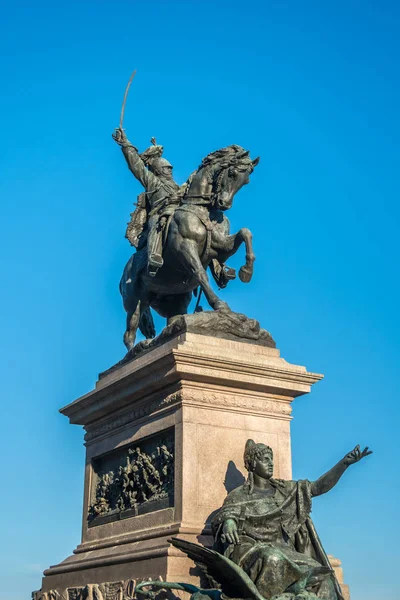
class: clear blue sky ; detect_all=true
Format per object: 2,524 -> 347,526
0,1 -> 398,599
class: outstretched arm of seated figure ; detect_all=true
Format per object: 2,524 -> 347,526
311,445 -> 372,497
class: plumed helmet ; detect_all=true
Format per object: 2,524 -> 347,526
151,157 -> 173,171
140,137 -> 173,175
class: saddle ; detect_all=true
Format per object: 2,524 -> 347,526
125,193 -> 236,288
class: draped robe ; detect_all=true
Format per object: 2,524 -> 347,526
211,479 -> 344,600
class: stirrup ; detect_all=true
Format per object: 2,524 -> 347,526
223,266 -> 236,281
217,265 -> 236,288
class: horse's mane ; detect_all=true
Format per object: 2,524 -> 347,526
200,144 -> 252,170
183,144 -> 255,202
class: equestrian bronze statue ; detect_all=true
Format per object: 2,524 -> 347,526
113,127 -> 259,351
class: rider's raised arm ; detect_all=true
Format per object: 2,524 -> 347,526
112,128 -> 160,191
121,144 -> 160,191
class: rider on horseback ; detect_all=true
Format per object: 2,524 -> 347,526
113,128 -> 182,276
113,128 -> 236,286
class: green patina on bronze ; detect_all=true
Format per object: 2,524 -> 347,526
136,440 -> 371,600
88,431 -> 174,525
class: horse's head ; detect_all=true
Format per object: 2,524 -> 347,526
184,145 -> 259,211
211,145 -> 260,210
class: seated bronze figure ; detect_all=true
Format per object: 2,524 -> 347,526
136,439 -> 371,600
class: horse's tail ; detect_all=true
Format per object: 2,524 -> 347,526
139,306 -> 156,339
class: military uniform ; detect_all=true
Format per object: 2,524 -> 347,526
114,130 -> 236,287
121,141 -> 181,274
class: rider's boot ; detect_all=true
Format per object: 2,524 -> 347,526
210,259 -> 236,289
147,224 -> 164,277
220,264 -> 236,285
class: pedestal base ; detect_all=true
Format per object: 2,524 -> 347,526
33,332 -> 349,599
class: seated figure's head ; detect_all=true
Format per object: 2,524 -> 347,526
244,439 -> 274,493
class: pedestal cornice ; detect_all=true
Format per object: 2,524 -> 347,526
60,333 -> 323,428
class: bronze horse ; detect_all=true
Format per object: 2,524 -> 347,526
120,145 -> 259,350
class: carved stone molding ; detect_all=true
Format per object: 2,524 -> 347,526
33,591 -> 68,600
179,388 -> 292,417
33,577 -> 177,600
85,392 -> 181,442
85,387 -> 292,444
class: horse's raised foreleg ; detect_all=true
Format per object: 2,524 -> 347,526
179,240 -> 230,311
214,227 -> 255,283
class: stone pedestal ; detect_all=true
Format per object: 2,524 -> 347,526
328,556 -> 351,600
36,332 -> 349,599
